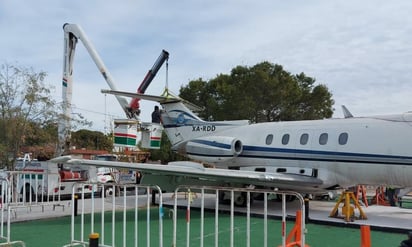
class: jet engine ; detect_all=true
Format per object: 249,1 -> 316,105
185,136 -> 243,163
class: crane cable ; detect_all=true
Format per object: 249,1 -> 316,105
165,56 -> 169,90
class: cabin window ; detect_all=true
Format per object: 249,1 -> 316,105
319,133 -> 328,145
300,133 -> 309,145
338,132 -> 348,145
265,134 -> 273,145
255,168 -> 266,172
277,168 -> 287,173
282,134 -> 290,145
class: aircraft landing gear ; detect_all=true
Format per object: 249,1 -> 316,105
219,190 -> 252,207
276,194 -> 296,202
234,192 -> 250,207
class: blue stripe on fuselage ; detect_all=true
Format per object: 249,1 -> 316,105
190,139 -> 232,149
186,141 -> 412,165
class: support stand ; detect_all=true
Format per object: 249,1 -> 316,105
329,191 -> 367,222
279,210 -> 310,247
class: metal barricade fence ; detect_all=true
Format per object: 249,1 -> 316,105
172,186 -> 306,247
0,177 -> 9,243
0,171 -> 66,246
0,177 -> 26,247
64,183 -> 163,247
6,171 -> 63,206
64,183 -> 305,247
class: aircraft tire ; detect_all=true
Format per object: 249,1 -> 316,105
102,183 -> 117,198
276,194 -> 296,202
234,192 -> 251,207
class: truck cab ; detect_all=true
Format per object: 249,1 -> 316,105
94,154 -> 140,197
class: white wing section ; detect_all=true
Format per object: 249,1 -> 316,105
51,156 -> 323,192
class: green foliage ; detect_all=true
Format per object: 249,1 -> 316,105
147,131 -> 187,164
0,63 -> 59,168
179,61 -> 334,123
0,63 -> 94,168
71,129 -> 113,151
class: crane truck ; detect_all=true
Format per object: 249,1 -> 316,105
13,153 -> 97,202
59,23 -> 167,194
59,23 -> 167,154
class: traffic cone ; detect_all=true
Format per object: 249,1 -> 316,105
360,225 -> 371,247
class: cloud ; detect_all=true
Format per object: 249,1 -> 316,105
2,0 -> 412,131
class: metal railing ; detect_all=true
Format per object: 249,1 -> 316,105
4,170 -> 64,206
0,177 -> 26,246
0,171 -> 68,246
63,183 -> 306,247
172,186 -> 305,247
64,183 -> 163,247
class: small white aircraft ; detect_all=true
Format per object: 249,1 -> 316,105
54,89 -> 412,205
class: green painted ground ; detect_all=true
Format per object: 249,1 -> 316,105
4,208 -> 408,247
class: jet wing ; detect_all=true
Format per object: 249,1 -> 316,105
52,156 -> 323,192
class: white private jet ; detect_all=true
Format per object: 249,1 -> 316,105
54,89 -> 412,205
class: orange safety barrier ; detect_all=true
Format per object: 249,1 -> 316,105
360,225 -> 371,247
279,210 -> 310,247
356,185 -> 368,207
371,186 -> 390,206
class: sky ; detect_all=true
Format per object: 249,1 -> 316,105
2,1 -> 412,133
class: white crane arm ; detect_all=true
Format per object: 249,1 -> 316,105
58,23 -> 129,155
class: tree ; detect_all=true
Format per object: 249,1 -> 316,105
143,132 -> 187,164
0,63 -> 60,169
179,78 -> 221,121
71,129 -> 113,151
179,62 -> 334,123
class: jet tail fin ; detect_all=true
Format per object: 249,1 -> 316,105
101,89 -> 249,149
342,105 -> 354,118
101,89 -> 206,146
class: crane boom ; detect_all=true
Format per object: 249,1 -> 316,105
58,23 -> 168,156
58,23 -> 130,155
127,49 -> 169,119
